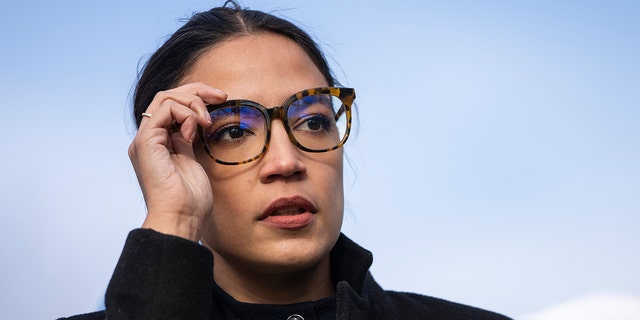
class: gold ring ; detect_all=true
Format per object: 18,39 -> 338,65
141,112 -> 152,118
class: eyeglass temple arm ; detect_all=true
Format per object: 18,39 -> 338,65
335,104 -> 345,121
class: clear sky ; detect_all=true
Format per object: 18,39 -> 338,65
1,1 -> 638,319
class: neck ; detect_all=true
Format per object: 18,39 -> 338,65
212,253 -> 335,304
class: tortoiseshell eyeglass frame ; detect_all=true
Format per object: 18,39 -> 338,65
198,87 -> 356,165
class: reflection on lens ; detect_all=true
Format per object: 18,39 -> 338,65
287,94 -> 347,150
205,106 -> 267,163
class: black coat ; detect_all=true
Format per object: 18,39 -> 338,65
60,229 -> 512,320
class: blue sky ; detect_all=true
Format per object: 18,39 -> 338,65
1,1 -> 638,319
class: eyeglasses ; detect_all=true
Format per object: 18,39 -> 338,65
199,87 -> 355,165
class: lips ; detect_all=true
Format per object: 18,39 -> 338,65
260,196 -> 317,229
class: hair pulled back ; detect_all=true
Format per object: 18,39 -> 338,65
132,1 -> 337,127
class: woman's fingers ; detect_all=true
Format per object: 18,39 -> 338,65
137,83 -> 227,146
144,82 -> 227,127
138,99 -> 199,144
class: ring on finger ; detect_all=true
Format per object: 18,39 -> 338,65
141,112 -> 152,118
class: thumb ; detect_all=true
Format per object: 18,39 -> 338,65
171,130 -> 197,158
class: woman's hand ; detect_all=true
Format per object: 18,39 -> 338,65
128,82 -> 227,242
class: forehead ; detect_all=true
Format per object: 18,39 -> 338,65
182,32 -> 328,105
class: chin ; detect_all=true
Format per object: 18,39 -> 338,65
242,233 -> 338,274
259,237 -> 333,271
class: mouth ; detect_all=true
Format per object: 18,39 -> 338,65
259,196 -> 317,229
270,206 -> 306,216
260,196 -> 318,219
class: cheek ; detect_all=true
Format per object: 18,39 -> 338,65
207,164 -> 260,217
321,153 -> 345,240
323,149 -> 344,182
312,151 -> 344,211
200,169 -> 260,251
195,149 -> 259,228
195,146 -> 259,201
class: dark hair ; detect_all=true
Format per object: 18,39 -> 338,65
132,1 -> 337,127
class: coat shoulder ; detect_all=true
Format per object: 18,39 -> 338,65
57,310 -> 105,320
376,291 -> 512,320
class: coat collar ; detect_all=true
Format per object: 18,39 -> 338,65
211,233 -> 378,320
330,233 -> 374,294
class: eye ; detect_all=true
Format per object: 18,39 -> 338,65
288,94 -> 337,134
294,114 -> 333,132
208,123 -> 255,144
206,105 -> 266,146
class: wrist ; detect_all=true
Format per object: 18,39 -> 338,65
142,213 -> 202,242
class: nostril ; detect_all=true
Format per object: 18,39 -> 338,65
266,159 -> 306,179
260,153 -> 307,183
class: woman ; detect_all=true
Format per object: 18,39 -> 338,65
62,2 -> 511,319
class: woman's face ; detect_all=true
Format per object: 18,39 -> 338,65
184,32 -> 344,274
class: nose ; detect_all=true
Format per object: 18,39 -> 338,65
258,120 -> 307,182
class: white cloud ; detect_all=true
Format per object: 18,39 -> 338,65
520,292 -> 640,320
